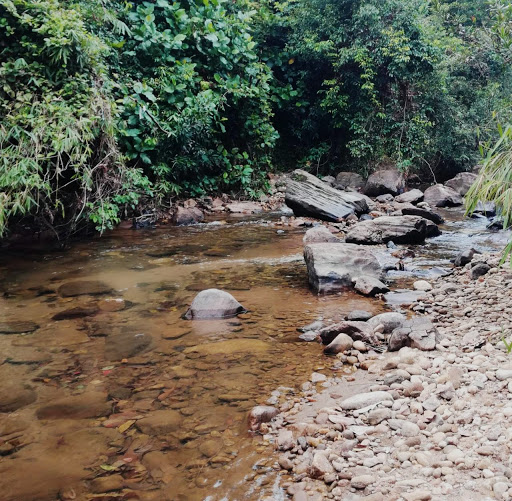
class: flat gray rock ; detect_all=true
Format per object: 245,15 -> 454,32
339,391 -> 393,410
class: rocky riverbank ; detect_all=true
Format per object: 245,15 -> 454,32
255,252 -> 512,501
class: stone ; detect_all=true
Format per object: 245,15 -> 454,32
473,201 -> 496,217
104,330 -> 153,361
285,170 -> 369,221
136,410 -> 183,435
423,184 -> 463,207
58,281 -> 112,297
323,333 -> 354,355
319,321 -> 378,345
184,289 -> 246,319
388,328 -> 411,352
248,406 -> 279,431
0,383 -> 37,412
395,189 -> 424,204
345,216 -> 429,245
277,429 -> 295,450
90,475 -> 124,494
454,248 -> 478,267
303,226 -> 341,244
335,172 -> 365,190
376,193 -> 394,203
445,172 -> 478,196
172,206 -> 204,225
469,262 -> 490,279
364,169 -> 405,196
303,243 -> 382,294
347,310 -> 373,321
404,490 -> 432,501
402,207 -> 444,224
199,439 -> 224,458
409,329 -> 437,351
36,392 -> 110,419
367,408 -> 392,425
351,474 -> 375,489
98,298 -> 126,312
339,391 -> 393,410
353,340 -> 366,351
353,275 -> 389,296
413,280 -> 432,291
309,452 -> 334,478
367,312 -> 405,333
496,369 -> 512,381
225,202 -> 263,214
0,321 -> 39,334
52,305 -> 99,320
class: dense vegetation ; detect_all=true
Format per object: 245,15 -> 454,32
1,0 -> 511,236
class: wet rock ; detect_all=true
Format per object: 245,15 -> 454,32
353,275 -> 389,296
0,416 -> 30,436
52,305 -> 99,321
402,206 -> 444,225
90,475 -> 124,493
364,169 -> 405,197
36,392 -> 110,419
303,226 -> 341,244
367,312 -> 405,333
184,289 -> 246,319
347,310 -> 373,321
136,410 -> 183,435
346,216 -> 429,245
58,281 -> 112,297
172,206 -> 204,225
323,333 -> 354,355
199,438 -> 224,458
299,332 -> 319,342
248,406 -> 279,431
445,172 -> 478,196
0,383 -> 37,412
454,248 -> 478,267
319,321 -> 378,345
473,201 -> 496,217
395,189 -> 424,204
469,262 -> 491,279
423,184 -> 463,207
298,320 -> 324,332
335,172 -> 365,190
339,391 -> 393,410
104,330 -> 153,361
225,201 -> 263,214
304,243 -> 382,294
0,321 -> 39,334
285,170 -> 369,221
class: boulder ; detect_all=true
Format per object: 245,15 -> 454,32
353,275 -> 389,296
303,226 -> 340,244
345,216 -> 429,245
52,305 -> 99,321
322,175 -> 336,186
395,189 -> 424,204
367,312 -> 405,333
248,406 -> 279,431
335,172 -> 365,190
423,184 -> 463,207
184,289 -> 246,319
402,207 -> 444,225
285,170 -> 369,221
425,219 -> 442,238
303,243 -> 382,294
172,206 -> 204,225
364,170 -> 405,197
58,281 -> 112,297
319,321 -> 378,345
445,172 -> 477,196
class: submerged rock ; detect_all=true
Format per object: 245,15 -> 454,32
36,392 -> 110,419
0,383 -> 37,412
225,202 -> 263,214
136,410 -> 183,435
285,170 -> 369,221
423,184 -> 463,207
346,216 -> 429,245
364,169 -> 404,197
104,330 -> 153,361
58,281 -> 113,297
304,243 -> 382,293
52,305 -> 99,321
184,289 -> 246,319
0,321 -> 39,335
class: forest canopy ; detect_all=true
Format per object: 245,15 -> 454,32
1,0 -> 511,236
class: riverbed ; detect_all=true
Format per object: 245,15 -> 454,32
0,208 -> 508,500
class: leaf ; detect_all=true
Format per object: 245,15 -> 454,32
117,419 -> 136,433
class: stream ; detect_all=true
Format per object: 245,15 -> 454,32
0,208 -> 509,501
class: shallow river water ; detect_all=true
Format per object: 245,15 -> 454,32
0,208 -> 509,501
